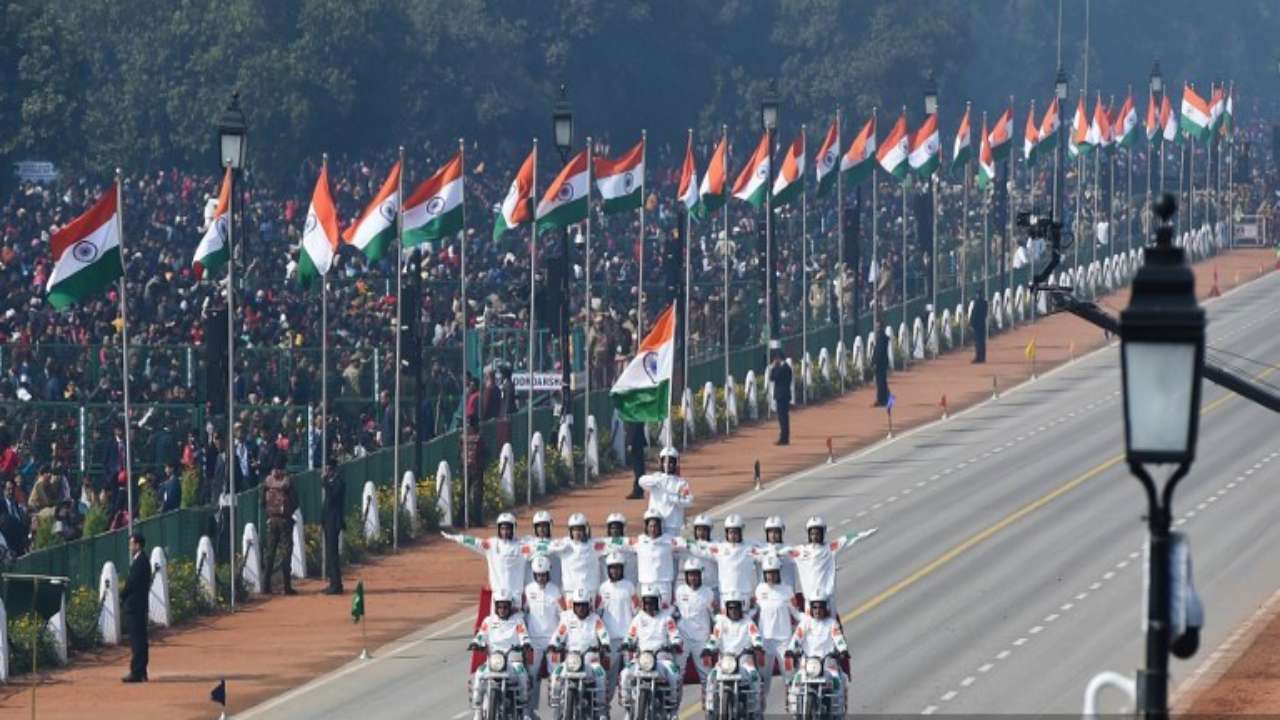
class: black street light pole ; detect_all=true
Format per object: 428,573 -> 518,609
552,85 -> 575,427
761,80 -> 780,358
1055,67 -> 1069,223
1120,194 -> 1206,719
1151,62 -> 1164,194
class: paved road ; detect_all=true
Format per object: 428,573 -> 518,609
242,270 -> 1280,719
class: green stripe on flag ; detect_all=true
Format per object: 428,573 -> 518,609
602,189 -> 642,215
405,206 -> 463,248
611,380 -> 671,423
47,247 -> 123,311
536,196 -> 588,232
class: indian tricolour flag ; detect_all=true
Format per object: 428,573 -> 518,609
404,153 -> 464,247
297,164 -> 341,289
977,115 -> 996,190
1223,89 -> 1234,135
1024,102 -> 1041,165
47,187 -> 124,310
988,107 -> 1013,161
493,147 -> 535,243
1180,83 -> 1211,142
342,160 -> 400,263
951,105 -> 972,174
814,119 -> 840,197
876,111 -> 910,181
1069,97 -> 1090,157
732,132 -> 771,208
1090,97 -> 1110,153
909,113 -> 940,178
841,114 -> 876,186
1145,92 -> 1159,144
610,303 -> 675,422
536,150 -> 589,231
698,134 -> 727,216
1115,93 -> 1138,149
1161,95 -> 1179,144
1209,86 -> 1226,136
1039,97 -> 1060,141
595,138 -> 644,215
677,133 -> 698,211
193,167 -> 231,279
771,131 -> 805,207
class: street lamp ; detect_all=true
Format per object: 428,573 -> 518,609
553,84 -> 574,163
550,83 -> 575,430
1054,67 -> 1068,221
923,72 -> 939,116
1149,61 -> 1164,99
1121,193 -> 1206,718
761,79 -> 779,352
924,72 -> 938,315
217,91 -> 248,170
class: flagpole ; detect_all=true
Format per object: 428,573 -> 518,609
527,139 -> 538,505
1027,102 -> 1036,322
1147,95 -> 1154,240
113,169 -> 135,539
721,124 -> 730,424
983,111 -> 991,310
387,149 -> 403,551
681,129 -> 693,448
835,107 -> 845,394
321,154 -> 330,539
800,123 -> 808,403
1093,95 -> 1100,266
1006,95 -> 1015,295
459,143 -> 469,526
900,108 -> 907,371
223,158 -> 237,613
1227,83 -> 1234,249
961,107 -> 970,345
872,107 -> 879,328
584,136 -> 592,476
638,129 -> 647,341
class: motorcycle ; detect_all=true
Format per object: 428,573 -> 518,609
473,648 -> 529,720
624,645 -> 681,720
788,654 -> 844,720
705,651 -> 760,720
550,648 -> 604,720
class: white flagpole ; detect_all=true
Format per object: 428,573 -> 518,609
583,136 -> 592,482
638,130 -> 646,341
392,148 -> 404,550
835,108 -> 845,394
114,169 -> 135,539
682,133 -> 691,450
900,105 -> 907,370
961,107 -> 969,345
872,108 -> 879,327
459,140 -> 470,525
721,125 -> 730,424
527,139 -> 538,504
321,153 -> 330,501
224,159 -> 237,613
983,112 -> 991,308
800,123 -> 808,404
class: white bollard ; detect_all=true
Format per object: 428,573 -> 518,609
610,409 -> 626,465
883,326 -> 896,371
558,415 -> 573,462
833,342 -> 846,381
941,309 -> 954,349
658,417 -> 672,449
818,347 -> 831,383
362,481 -> 381,542
744,370 -> 758,420
242,523 -> 263,594
802,352 -> 814,390
0,597 -> 7,680
291,509 -> 306,580
401,470 -> 418,535
530,433 -> 546,495
725,375 -> 738,428
46,591 -> 68,665
852,336 -> 865,382
912,317 -> 926,360
897,321 -> 911,362
148,546 -> 170,627
992,292 -> 1004,331
702,382 -> 718,435
585,416 -> 600,478
681,386 -> 695,436
436,460 -> 454,527
500,443 -> 516,501
99,561 -> 122,645
196,536 -> 217,604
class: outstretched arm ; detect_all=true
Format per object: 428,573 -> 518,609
832,527 -> 878,553
441,532 -> 488,556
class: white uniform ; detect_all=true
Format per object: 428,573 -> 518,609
469,613 -> 531,710
674,584 -> 717,685
600,539 -> 639,584
702,614 -> 764,716
785,615 -> 850,715
597,578 -> 637,701
780,530 -> 874,608
443,533 -> 536,599
548,538 -> 610,596
639,472 -> 693,536
610,535 -> 690,604
754,581 -> 802,707
522,535 -> 562,587
762,542 -> 799,589
686,540 -> 765,599
620,610 -> 683,713
522,581 -> 562,713
549,610 -> 610,713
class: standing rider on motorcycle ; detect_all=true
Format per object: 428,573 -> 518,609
674,558 -> 718,691
597,552 -> 637,703
468,589 -> 533,720
444,513 -> 541,606
548,513 -> 611,597
685,514 -> 767,600
762,516 -> 798,591
620,584 -> 683,716
639,446 -> 692,538
754,553 -> 802,714
777,516 -> 876,612
700,591 -> 765,718
549,587 -> 611,719
523,554 -> 563,717
689,515 -> 719,593
784,595 -> 850,717
609,510 -> 691,607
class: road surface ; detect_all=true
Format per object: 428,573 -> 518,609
241,269 -> 1280,718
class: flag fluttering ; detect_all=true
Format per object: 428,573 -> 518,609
298,164 -> 341,289
404,153 -> 464,247
47,188 -> 124,309
611,303 -> 675,422
493,147 -> 535,243
595,138 -> 645,215
343,160 -> 401,262
193,167 -> 232,278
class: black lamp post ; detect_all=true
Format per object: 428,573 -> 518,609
1151,62 -> 1164,194
551,84 -> 575,424
1121,193 -> 1206,719
761,79 -> 780,354
924,73 -> 938,312
1055,67 -> 1069,221
216,92 -> 248,257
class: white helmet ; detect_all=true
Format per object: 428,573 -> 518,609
530,555 -> 551,574
567,512 -> 588,528
606,512 -> 626,526
496,512 -> 517,528
721,590 -> 744,606
640,583 -> 662,599
659,446 -> 679,460
764,515 -> 785,532
692,514 -> 713,528
724,514 -> 745,530
568,587 -> 593,605
605,551 -> 626,567
492,588 -> 516,604
682,558 -> 704,573
807,592 -> 829,606
533,510 -> 553,526
805,516 -> 827,531
760,554 -> 782,572
643,509 -> 663,523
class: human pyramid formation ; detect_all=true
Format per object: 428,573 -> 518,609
442,447 -> 878,719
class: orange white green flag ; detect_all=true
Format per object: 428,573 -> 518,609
298,164 -> 341,289
342,160 -> 400,262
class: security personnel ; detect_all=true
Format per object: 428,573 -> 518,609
769,349 -> 793,445
971,295 -> 989,363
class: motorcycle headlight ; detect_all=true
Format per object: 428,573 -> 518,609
565,652 -> 584,672
804,657 -> 823,677
718,655 -> 738,674
489,652 -> 507,672
638,651 -> 657,672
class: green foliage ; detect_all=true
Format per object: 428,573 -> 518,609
66,586 -> 101,652
341,509 -> 369,565
168,558 -> 216,626
31,514 -> 59,551
415,478 -> 441,531
216,556 -> 248,607
137,483 -> 160,520
180,466 -> 202,509
82,503 -> 108,538
304,522 -> 323,576
7,612 -> 59,674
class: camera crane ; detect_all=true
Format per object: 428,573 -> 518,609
1025,200 -> 1280,414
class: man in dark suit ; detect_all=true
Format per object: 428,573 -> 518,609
970,296 -> 989,364
321,456 -> 345,594
873,320 -> 891,407
769,349 -> 793,446
101,425 -> 126,493
0,479 -> 28,556
625,421 -> 646,500
120,532 -> 152,682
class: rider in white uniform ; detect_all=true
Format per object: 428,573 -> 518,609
547,513 -> 611,596
688,514 -> 719,593
777,516 -> 876,611
602,512 -> 638,583
597,552 -> 637,703
524,510 -> 562,587
620,584 -> 683,717
609,509 -> 690,606
522,555 -> 561,716
754,553 -> 803,712
700,591 -> 765,718
673,558 -> 717,690
762,515 -> 798,590
685,513 -> 766,600
443,512 -> 538,603
784,595 -> 850,716
467,589 -> 532,720
548,587 -> 610,719
639,446 -> 692,538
